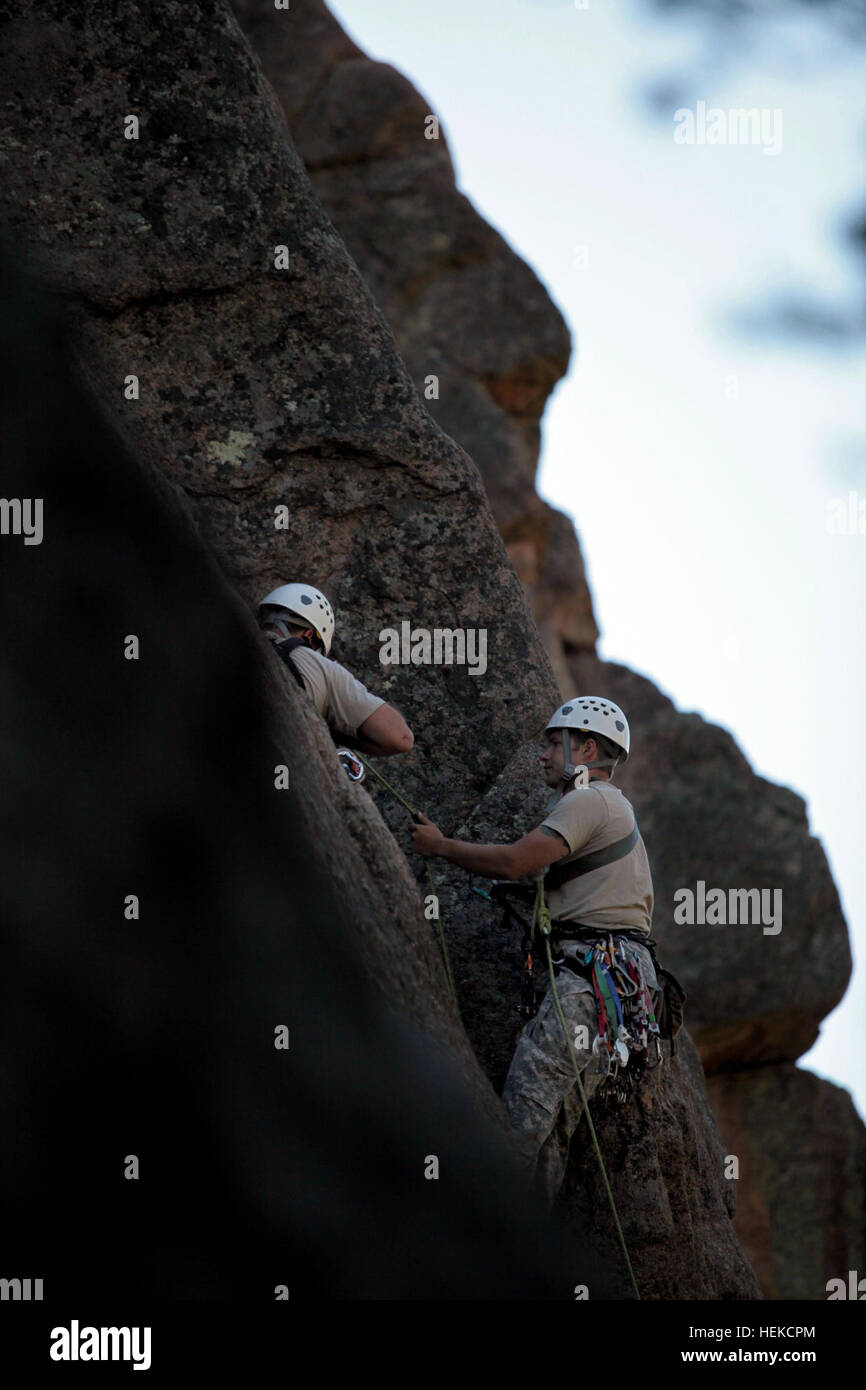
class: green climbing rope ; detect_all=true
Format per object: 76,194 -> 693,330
531,877 -> 641,1300
352,753 -> 460,1019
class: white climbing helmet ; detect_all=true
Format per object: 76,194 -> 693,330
546,695 -> 630,787
258,582 -> 335,656
546,696 -> 630,761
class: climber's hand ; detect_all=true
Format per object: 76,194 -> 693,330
411,812 -> 444,858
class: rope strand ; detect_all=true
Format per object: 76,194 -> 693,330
353,753 -> 460,1020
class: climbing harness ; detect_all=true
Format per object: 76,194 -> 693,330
351,753 -> 461,1021
576,933 -> 663,1104
553,922 -> 686,1061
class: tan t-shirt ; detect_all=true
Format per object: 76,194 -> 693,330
284,645 -> 384,738
540,781 -> 653,933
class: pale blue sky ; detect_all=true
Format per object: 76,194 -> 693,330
329,0 -> 866,1120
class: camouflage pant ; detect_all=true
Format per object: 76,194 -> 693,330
501,940 -> 658,1208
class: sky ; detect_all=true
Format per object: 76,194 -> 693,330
328,0 -> 866,1120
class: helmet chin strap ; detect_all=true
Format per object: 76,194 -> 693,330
267,616 -> 322,649
560,728 -> 620,790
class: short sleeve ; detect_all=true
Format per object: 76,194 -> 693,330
540,785 -> 608,855
283,644 -> 329,717
321,659 -> 384,737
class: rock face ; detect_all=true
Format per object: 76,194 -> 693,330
230,0 -> 599,695
0,0 -> 771,1298
225,0 -> 862,1300
0,0 -> 561,836
706,1067 -> 866,1301
562,1033 -> 758,1301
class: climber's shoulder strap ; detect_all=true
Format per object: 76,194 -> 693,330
545,820 -> 640,891
273,636 -> 308,691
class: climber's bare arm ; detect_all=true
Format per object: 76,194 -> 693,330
412,818 -> 569,878
352,703 -> 414,757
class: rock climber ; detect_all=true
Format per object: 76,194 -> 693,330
258,582 -> 414,762
412,695 -> 661,1207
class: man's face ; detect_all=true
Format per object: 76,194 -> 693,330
540,730 -> 565,786
540,729 -> 591,786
